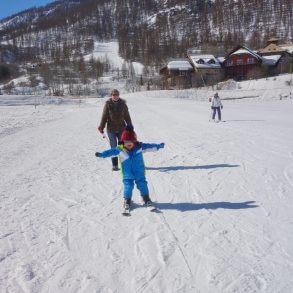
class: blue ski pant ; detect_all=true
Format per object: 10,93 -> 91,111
212,107 -> 221,120
123,178 -> 149,199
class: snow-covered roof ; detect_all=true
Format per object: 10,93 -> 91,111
167,60 -> 193,70
261,55 -> 282,66
216,57 -> 225,63
188,54 -> 221,69
231,49 -> 250,55
280,45 -> 293,54
231,48 -> 261,60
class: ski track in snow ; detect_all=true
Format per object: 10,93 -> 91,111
1,95 -> 293,292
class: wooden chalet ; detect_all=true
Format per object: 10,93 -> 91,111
258,38 -> 293,57
223,45 -> 264,80
159,60 -> 194,90
258,38 -> 293,74
187,53 -> 224,86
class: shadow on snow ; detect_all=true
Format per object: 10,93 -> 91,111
225,120 -> 265,122
146,164 -> 239,172
155,201 -> 258,212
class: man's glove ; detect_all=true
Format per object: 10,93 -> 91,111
221,106 -> 223,109
159,143 -> 165,149
97,126 -> 104,134
95,152 -> 101,157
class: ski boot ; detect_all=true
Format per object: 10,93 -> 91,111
124,198 -> 131,209
122,198 -> 131,216
142,195 -> 158,212
142,195 -> 152,207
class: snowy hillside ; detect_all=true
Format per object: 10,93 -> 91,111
84,41 -> 144,75
1,85 -> 293,292
0,39 -> 146,97
1,0 -> 292,70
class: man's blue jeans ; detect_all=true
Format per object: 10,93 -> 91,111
107,131 -> 121,166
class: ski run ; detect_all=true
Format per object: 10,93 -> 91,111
1,85 -> 293,293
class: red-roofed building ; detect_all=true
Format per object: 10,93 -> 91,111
223,45 -> 263,80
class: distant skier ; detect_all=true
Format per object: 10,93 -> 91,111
95,125 -> 165,214
97,89 -> 132,171
211,92 -> 223,122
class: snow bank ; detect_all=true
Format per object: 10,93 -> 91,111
216,79 -> 238,90
0,95 -> 83,106
123,73 -> 292,102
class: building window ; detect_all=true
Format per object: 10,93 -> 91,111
208,59 -> 216,64
196,59 -> 205,64
226,59 -> 233,66
179,71 -> 187,76
236,59 -> 243,65
247,58 -> 254,64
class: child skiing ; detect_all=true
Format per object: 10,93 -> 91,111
95,125 -> 165,215
211,92 -> 223,122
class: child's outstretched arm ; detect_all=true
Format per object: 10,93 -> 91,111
95,147 -> 120,158
141,143 -> 165,153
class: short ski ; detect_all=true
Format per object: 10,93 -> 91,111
122,208 -> 131,216
121,203 -> 161,215
145,203 -> 161,213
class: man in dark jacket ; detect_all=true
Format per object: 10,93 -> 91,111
98,89 -> 132,170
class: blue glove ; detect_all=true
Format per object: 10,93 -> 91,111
159,143 -> 165,149
95,152 -> 101,157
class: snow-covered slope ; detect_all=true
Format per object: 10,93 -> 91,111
84,41 -> 144,74
1,90 -> 293,292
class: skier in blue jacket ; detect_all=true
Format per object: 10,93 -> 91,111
95,126 -> 164,211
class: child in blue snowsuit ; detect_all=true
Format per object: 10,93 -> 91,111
95,126 -> 164,210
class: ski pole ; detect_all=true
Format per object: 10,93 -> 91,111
209,108 -> 213,121
97,126 -> 109,143
103,134 -> 110,143
98,132 -> 109,143
208,96 -> 213,121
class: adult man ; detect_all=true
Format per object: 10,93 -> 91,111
98,89 -> 132,170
